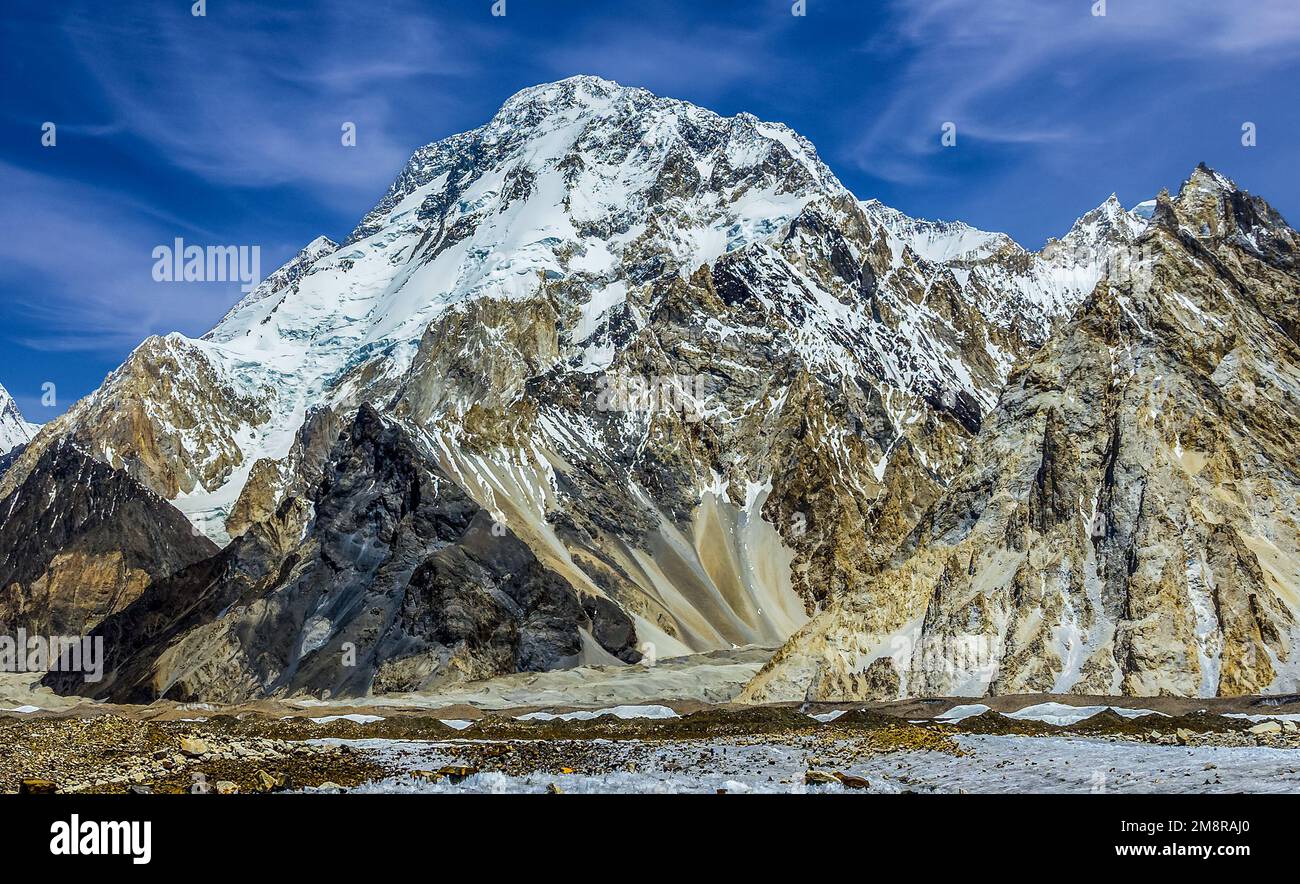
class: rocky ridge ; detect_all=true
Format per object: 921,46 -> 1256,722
0,439 -> 217,636
742,165 -> 1300,702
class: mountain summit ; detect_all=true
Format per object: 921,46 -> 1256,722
0,383 -> 37,456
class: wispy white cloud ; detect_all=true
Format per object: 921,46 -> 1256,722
0,161 -> 295,353
61,0 -> 494,209
849,0 -> 1300,184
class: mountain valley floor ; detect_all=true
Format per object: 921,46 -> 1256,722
4,651 -> 1300,795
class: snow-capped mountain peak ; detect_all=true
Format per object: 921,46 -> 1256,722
1053,193 -> 1147,249
3,80 -> 1189,571
217,75 -> 848,362
0,383 -> 37,456
1155,163 -> 1298,271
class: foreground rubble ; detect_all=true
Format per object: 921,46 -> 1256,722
5,699 -> 1300,794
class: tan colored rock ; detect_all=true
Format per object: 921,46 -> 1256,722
804,770 -> 839,786
744,166 -> 1300,703
834,772 -> 869,789
255,769 -> 287,792
178,737 -> 210,758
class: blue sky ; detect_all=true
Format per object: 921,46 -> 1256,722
2,0 -> 1298,419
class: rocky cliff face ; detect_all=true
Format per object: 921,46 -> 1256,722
0,440 -> 217,635
48,405 -> 636,703
13,80 -> 1287,704
742,166 -> 1300,702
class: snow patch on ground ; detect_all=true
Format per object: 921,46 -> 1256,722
1006,702 -> 1166,726
935,704 -> 991,723
1225,712 -> 1300,723
337,733 -> 1300,794
515,704 -> 679,722
807,710 -> 848,723
308,714 -> 385,725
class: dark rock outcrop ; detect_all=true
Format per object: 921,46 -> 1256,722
0,440 -> 217,635
49,406 -> 635,702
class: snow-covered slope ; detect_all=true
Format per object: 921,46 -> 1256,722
863,194 -> 1150,348
0,384 -> 37,455
210,76 -> 840,359
209,234 -> 338,328
860,200 -> 1014,264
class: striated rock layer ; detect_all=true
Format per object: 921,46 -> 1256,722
742,166 -> 1300,702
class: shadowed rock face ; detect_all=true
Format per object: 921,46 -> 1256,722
48,406 -> 635,703
0,440 -> 217,636
743,166 -> 1300,703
